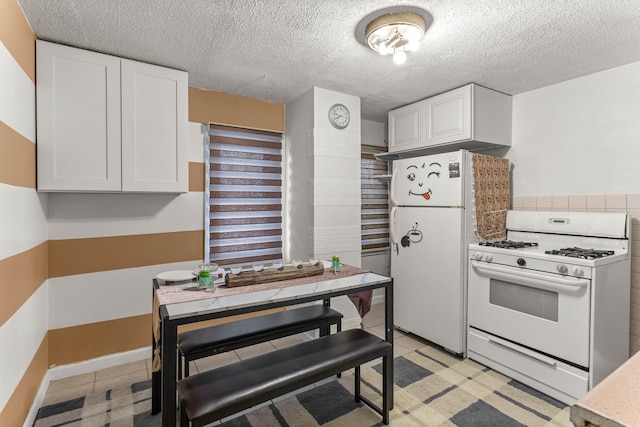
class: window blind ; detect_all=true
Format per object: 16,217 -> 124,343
361,145 -> 390,251
208,125 -> 283,266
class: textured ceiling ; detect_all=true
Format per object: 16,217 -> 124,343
18,0 -> 640,122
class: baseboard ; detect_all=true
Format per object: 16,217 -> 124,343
372,292 -> 384,307
46,347 -> 151,381
24,347 -> 151,427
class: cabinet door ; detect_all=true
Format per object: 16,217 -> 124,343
388,101 -> 426,153
36,41 -> 121,191
121,60 -> 188,193
426,85 -> 471,146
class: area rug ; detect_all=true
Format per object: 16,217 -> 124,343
33,342 -> 572,426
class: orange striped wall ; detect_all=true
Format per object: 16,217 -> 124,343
0,0 -> 40,424
0,242 -> 48,327
189,87 -> 285,133
0,0 -> 36,82
48,231 -> 204,277
0,121 -> 36,188
48,315 -> 151,366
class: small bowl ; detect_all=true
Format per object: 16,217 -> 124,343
309,258 -> 319,266
253,264 -> 264,272
292,259 -> 302,269
230,266 -> 242,275
272,261 -> 283,270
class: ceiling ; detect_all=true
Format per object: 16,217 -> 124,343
18,0 -> 640,122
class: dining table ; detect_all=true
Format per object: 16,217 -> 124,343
151,264 -> 394,427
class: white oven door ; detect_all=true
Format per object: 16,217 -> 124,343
468,260 -> 591,367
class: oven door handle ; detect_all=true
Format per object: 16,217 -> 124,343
488,335 -> 557,367
470,261 -> 589,293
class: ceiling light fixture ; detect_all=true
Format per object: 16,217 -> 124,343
365,12 -> 426,65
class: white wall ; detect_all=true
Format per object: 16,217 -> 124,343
311,88 -> 362,267
285,87 -> 363,265
510,61 -> 640,197
284,88 -> 314,262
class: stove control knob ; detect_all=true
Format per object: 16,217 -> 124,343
557,264 -> 568,274
484,254 -> 493,262
517,258 -> 526,267
572,267 -> 584,277
473,252 -> 483,261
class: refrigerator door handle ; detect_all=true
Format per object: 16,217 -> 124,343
390,165 -> 399,206
389,206 -> 399,254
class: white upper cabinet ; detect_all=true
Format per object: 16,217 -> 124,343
121,59 -> 188,192
425,85 -> 472,145
36,40 -> 188,193
386,84 -> 512,157
36,41 -> 122,191
388,100 -> 426,153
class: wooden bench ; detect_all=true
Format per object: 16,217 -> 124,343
177,304 -> 343,379
177,328 -> 393,426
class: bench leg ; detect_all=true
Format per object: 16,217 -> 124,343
335,319 -> 342,378
382,350 -> 392,425
354,365 -> 361,402
179,399 -> 189,427
354,356 -> 390,425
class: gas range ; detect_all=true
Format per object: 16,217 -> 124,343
467,210 -> 632,404
469,211 -> 630,271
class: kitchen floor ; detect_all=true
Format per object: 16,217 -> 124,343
39,303 -> 573,426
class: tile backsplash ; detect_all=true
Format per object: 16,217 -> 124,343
512,194 -> 640,357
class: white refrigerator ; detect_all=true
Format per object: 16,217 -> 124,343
390,150 -> 477,355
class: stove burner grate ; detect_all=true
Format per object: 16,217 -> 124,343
544,247 -> 615,259
479,240 -> 539,249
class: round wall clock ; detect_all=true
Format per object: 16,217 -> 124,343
328,103 -> 350,130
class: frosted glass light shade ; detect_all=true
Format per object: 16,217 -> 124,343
365,12 -> 426,61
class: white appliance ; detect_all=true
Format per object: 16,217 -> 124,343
390,150 -> 478,355
467,210 -> 631,404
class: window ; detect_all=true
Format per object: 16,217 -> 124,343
206,125 -> 283,266
361,145 -> 390,251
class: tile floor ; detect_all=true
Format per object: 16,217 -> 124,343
42,303 -> 410,407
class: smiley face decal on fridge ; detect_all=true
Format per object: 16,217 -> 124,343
405,161 -> 443,201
